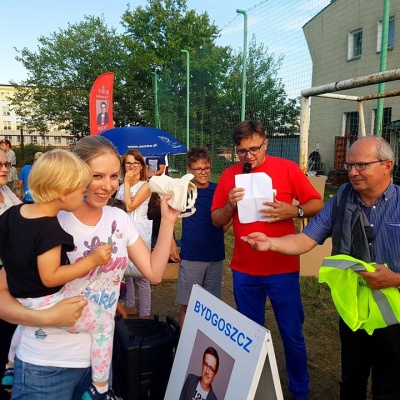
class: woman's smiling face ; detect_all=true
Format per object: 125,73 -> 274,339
85,152 -> 121,207
124,154 -> 143,178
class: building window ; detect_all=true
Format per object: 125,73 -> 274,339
372,107 -> 392,133
344,112 -> 359,137
2,107 -> 10,116
3,122 -> 12,130
54,136 -> 61,145
383,108 -> 392,126
31,136 -> 38,144
377,17 -> 395,52
348,29 -> 363,60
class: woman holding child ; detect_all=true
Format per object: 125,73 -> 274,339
0,136 -> 179,400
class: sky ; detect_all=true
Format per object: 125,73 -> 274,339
0,0 -> 260,83
0,1 -> 330,98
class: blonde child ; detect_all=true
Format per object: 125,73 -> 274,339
0,149 -> 116,399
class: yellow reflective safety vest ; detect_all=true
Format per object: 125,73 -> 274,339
319,254 -> 400,335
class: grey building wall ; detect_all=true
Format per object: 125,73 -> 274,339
303,0 -> 400,170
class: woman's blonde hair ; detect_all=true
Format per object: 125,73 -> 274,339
28,149 -> 92,203
73,135 -> 120,165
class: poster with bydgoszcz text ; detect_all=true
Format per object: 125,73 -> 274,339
165,285 -> 283,400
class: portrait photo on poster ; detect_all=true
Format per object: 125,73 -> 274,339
179,329 -> 235,400
96,100 -> 109,125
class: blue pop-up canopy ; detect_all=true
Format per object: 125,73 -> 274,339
100,126 -> 187,156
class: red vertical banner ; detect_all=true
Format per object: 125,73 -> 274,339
89,72 -> 114,135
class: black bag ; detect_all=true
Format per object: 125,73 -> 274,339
112,315 -> 179,400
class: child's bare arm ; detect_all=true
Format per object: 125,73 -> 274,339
0,268 -> 88,326
38,244 -> 112,287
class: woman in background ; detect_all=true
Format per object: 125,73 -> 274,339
0,149 -> 21,400
116,150 -> 152,319
0,140 -> 18,189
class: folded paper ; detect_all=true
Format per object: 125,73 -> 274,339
235,172 -> 276,224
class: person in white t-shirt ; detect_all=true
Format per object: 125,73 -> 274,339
0,150 -> 113,397
116,149 -> 152,319
0,136 -> 179,400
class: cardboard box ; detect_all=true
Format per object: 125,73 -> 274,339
293,175 -> 327,206
300,237 -> 332,277
307,175 -> 327,199
162,262 -> 179,280
297,175 -> 331,277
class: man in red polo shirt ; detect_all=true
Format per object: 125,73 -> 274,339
211,120 -> 323,400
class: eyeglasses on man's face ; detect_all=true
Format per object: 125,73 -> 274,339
343,160 -> 388,171
0,161 -> 11,169
202,361 -> 217,374
235,140 -> 265,156
125,161 -> 141,167
189,166 -> 211,174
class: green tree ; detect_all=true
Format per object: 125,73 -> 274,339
220,35 -> 300,136
10,16 -> 126,138
121,0 -> 219,74
8,0 -> 299,149
121,0 -> 228,143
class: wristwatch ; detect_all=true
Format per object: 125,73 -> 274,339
297,205 -> 304,218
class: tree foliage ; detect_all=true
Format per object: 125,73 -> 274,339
9,0 -> 300,144
121,0 -> 219,73
120,0 -> 226,137
11,16 -> 125,137
220,36 -> 300,135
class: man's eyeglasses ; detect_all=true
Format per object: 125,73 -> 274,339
125,161 -> 141,167
235,141 -> 265,156
0,162 -> 11,169
189,167 -> 211,174
343,160 -> 388,171
202,361 -> 217,374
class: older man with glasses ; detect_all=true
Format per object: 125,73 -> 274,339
241,135 -> 400,400
211,120 -> 323,400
